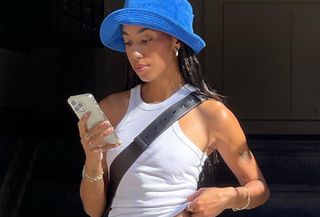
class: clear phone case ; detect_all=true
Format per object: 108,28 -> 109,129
67,93 -> 120,145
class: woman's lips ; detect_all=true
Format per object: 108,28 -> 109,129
134,64 -> 150,72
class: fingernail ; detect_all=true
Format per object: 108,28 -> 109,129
104,121 -> 111,125
104,128 -> 113,134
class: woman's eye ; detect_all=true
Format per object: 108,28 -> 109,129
124,41 -> 132,46
141,39 -> 152,44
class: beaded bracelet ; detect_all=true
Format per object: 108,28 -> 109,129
82,166 -> 104,183
232,187 -> 250,211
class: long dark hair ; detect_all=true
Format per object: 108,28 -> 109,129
178,43 -> 223,101
125,43 -> 223,187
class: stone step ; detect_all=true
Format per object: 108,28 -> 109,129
2,136 -> 320,217
0,138 -> 20,186
15,138 -> 86,217
220,184 -> 320,217
204,136 -> 320,186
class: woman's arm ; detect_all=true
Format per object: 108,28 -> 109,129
80,153 -> 108,217
214,102 -> 270,210
78,92 -> 129,217
186,100 -> 270,216
78,112 -> 117,217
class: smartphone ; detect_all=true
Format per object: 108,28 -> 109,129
67,93 -> 120,145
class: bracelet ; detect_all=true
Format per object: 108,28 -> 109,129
232,187 -> 250,211
82,166 -> 104,183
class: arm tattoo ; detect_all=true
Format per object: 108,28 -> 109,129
239,149 -> 253,161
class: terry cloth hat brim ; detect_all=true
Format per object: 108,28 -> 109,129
100,8 -> 206,54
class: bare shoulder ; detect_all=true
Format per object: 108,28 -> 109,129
198,99 -> 246,150
198,99 -> 237,127
99,90 -> 131,127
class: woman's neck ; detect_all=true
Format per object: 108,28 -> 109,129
140,72 -> 185,103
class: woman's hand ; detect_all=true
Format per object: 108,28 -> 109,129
78,112 -> 119,168
185,187 -> 236,217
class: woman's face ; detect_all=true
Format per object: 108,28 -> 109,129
122,25 -> 179,82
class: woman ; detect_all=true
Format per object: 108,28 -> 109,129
78,0 -> 270,216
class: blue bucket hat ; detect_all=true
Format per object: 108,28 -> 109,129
99,0 -> 206,54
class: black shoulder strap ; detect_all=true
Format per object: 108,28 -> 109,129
105,91 -> 208,215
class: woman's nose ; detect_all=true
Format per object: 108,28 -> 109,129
130,46 -> 143,59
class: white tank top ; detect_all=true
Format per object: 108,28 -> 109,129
106,84 -> 207,217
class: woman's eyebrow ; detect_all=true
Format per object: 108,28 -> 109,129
122,27 -> 150,36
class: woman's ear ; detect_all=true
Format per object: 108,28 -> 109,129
174,40 -> 180,57
174,39 -> 181,50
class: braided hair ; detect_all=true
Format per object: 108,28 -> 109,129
177,43 -> 223,101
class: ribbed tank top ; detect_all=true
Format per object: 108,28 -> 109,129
106,84 -> 207,217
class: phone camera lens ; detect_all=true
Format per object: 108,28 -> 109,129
79,106 -> 87,112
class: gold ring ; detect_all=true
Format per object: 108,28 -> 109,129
89,140 -> 95,148
84,132 -> 90,140
186,204 -> 193,212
